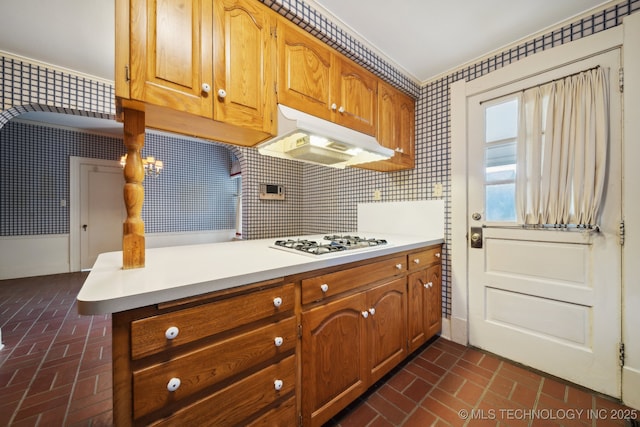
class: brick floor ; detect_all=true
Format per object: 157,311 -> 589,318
0,272 -> 638,426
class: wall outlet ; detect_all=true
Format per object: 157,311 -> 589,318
373,189 -> 382,201
433,183 -> 443,198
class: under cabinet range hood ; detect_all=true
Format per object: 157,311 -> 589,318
257,105 -> 394,169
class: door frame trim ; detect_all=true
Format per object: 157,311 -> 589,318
449,26 -> 624,346
69,156 -> 122,271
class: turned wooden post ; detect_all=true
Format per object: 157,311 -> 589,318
122,108 -> 146,269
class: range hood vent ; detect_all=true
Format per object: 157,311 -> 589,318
257,105 -> 393,169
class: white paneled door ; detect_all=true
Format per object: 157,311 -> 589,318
79,162 -> 126,270
466,49 -> 622,397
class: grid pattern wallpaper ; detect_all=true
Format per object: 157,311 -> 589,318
0,122 -> 239,236
2,0 -> 639,318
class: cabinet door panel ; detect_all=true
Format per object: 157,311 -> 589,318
368,278 -> 407,384
302,292 -> 367,427
426,264 -> 442,338
277,22 -> 332,120
333,59 -> 377,135
407,269 -> 428,353
131,0 -> 213,117
214,0 -> 275,133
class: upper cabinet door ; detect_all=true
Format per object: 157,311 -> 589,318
213,0 -> 276,134
130,0 -> 213,117
332,58 -> 377,136
277,21 -> 333,121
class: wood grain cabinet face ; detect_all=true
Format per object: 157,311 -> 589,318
213,0 -> 276,134
332,58 -> 378,136
407,254 -> 442,354
361,81 -> 416,171
130,0 -> 214,117
277,21 -> 333,120
301,277 -> 408,427
125,0 -> 276,133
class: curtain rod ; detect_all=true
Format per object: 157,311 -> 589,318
479,65 -> 602,105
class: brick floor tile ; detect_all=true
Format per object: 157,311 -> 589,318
510,382 -> 538,408
334,401 -> 377,427
456,380 -> 485,406
434,352 -> 459,369
386,368 -> 417,392
405,361 -> 442,385
377,383 -> 418,414
541,378 -> 567,401
488,374 -> 515,398
451,363 -> 493,388
403,378 -> 433,403
402,407 -> 438,427
421,396 -> 466,427
367,393 -> 408,426
437,372 -> 465,395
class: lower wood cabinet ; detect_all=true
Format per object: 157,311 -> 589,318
301,277 -> 408,427
111,245 -> 441,426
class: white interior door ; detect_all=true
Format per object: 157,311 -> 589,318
80,162 -> 126,270
467,49 -> 622,397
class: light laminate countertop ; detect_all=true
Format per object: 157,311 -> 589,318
76,233 -> 443,315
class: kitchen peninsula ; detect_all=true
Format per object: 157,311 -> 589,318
78,201 -> 444,426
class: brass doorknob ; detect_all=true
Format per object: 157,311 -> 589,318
471,233 -> 481,242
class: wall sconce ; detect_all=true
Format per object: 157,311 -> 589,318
120,154 -> 164,177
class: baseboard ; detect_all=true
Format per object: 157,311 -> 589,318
451,316 -> 468,346
623,366 -> 640,410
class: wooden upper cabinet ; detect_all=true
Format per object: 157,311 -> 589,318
361,81 -> 416,171
332,57 -> 377,136
277,21 -> 333,121
213,0 -> 276,134
130,0 -> 214,117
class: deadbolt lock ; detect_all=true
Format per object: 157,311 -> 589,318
470,227 -> 483,248
472,212 -> 482,221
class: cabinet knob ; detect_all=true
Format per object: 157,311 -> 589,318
331,103 -> 337,111
274,379 -> 284,391
413,259 -> 420,264
361,311 -> 369,319
338,105 -> 345,114
217,88 -> 227,98
165,326 -> 179,340
320,283 -> 329,293
201,83 -> 211,93
435,253 -> 441,258
395,263 -> 403,270
274,336 -> 284,347
167,377 -> 181,392
368,307 -> 376,316
427,281 -> 434,288
273,297 -> 283,308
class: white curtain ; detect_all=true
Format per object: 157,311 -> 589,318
516,67 -> 608,226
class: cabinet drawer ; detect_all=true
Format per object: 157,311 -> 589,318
408,246 -> 442,271
151,355 -> 296,427
245,395 -> 296,427
133,316 -> 297,419
301,256 -> 405,304
131,283 -> 295,359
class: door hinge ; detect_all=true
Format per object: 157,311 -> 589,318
125,65 -> 130,82
297,324 -> 302,338
619,342 -> 625,367
274,82 -> 278,95
619,67 -> 624,93
298,414 -> 303,427
272,26 -> 277,38
619,220 -> 625,246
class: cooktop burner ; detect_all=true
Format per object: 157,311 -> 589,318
273,235 -> 388,256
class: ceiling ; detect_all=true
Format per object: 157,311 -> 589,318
0,0 -> 611,133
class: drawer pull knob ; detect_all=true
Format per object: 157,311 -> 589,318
273,297 -> 283,308
425,281 -> 433,289
361,311 -> 369,319
201,83 -> 211,93
368,307 -> 376,316
413,259 -> 420,264
167,377 -> 181,392
274,336 -> 284,347
274,379 -> 284,391
435,253 -> 441,258
217,88 -> 227,98
165,326 -> 179,340
320,284 -> 329,293
395,263 -> 403,270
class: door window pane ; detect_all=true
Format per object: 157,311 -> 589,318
484,97 -> 518,222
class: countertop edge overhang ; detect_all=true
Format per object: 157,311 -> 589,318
76,233 -> 444,315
